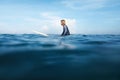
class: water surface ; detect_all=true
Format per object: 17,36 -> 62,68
0,34 -> 120,80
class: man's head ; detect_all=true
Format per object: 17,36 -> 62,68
61,20 -> 66,26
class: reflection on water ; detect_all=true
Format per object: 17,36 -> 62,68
0,34 -> 120,80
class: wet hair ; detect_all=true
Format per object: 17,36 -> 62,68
61,20 -> 65,22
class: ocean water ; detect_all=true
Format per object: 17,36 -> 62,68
0,34 -> 120,80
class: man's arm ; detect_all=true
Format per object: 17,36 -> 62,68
64,26 -> 68,35
61,27 -> 65,36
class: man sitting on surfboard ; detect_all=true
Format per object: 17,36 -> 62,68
61,20 -> 70,36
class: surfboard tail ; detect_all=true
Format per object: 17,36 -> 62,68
32,30 -> 48,37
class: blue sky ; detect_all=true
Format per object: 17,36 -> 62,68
0,0 -> 120,34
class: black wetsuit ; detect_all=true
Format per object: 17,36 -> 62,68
61,25 -> 70,36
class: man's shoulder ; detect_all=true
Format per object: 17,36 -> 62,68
64,25 -> 68,27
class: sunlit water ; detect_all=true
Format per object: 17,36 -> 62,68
0,34 -> 120,80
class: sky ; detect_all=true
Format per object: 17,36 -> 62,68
0,0 -> 120,34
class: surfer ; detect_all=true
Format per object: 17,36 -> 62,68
61,20 -> 70,36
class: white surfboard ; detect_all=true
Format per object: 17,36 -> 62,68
32,30 -> 48,37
